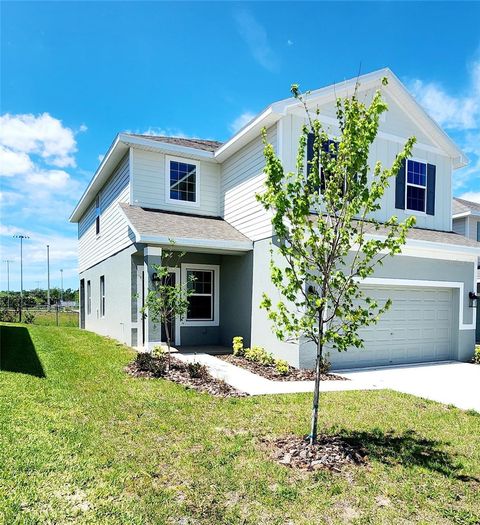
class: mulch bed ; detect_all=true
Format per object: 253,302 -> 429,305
125,357 -> 247,397
262,434 -> 368,472
219,354 -> 348,382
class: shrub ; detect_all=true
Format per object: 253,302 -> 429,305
244,346 -> 275,366
275,359 -> 289,375
24,311 -> 36,324
187,361 -> 209,379
152,345 -> 167,359
473,345 -> 480,365
0,309 -> 16,322
232,336 -> 244,356
134,352 -> 167,377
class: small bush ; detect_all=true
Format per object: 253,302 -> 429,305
275,359 -> 290,375
473,345 -> 480,365
233,336 -> 244,356
244,346 -> 275,366
24,311 -> 36,324
134,352 -> 167,377
0,309 -> 16,322
187,361 -> 209,379
152,345 -> 166,359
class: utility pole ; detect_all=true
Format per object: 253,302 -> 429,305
13,234 -> 29,322
3,259 -> 13,309
60,269 -> 64,305
47,245 -> 50,310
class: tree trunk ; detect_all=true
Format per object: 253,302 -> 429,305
309,311 -> 324,445
163,317 -> 171,372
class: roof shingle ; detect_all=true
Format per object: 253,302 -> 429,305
453,197 -> 480,216
119,203 -> 251,246
125,133 -> 223,152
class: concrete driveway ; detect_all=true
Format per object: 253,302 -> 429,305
339,361 -> 480,411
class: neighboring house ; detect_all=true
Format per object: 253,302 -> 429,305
70,68 -> 480,370
452,196 -> 480,342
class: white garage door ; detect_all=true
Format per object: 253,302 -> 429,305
329,286 -> 455,370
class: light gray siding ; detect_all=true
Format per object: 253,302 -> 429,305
130,148 -> 221,216
453,217 -> 467,236
78,154 -> 131,273
79,244 -> 138,346
221,125 -> 277,241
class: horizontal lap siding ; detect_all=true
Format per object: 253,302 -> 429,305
221,125 -> 276,240
78,154 -> 131,273
131,149 -> 220,216
452,217 -> 466,236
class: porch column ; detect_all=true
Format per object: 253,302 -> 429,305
143,246 -> 162,351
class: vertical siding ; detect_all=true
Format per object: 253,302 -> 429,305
221,125 -> 276,241
452,217 -> 467,236
78,154 -> 131,272
130,148 -> 221,216
467,216 -> 480,241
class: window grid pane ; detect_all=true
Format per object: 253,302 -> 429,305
407,160 -> 426,186
186,270 -> 213,320
406,186 -> 426,212
170,161 -> 196,202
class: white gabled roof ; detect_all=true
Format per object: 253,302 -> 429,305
70,68 -> 468,223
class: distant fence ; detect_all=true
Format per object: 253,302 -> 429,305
0,305 -> 79,327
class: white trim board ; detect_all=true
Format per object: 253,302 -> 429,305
360,277 -> 476,331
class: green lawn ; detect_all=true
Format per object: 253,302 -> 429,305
1,324 -> 479,525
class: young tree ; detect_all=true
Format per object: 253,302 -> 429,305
257,79 -> 416,445
142,249 -> 194,371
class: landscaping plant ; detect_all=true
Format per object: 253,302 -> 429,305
257,78 -> 416,444
142,247 -> 195,371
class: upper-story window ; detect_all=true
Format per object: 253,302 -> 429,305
95,194 -> 101,235
306,134 -> 339,194
166,155 -> 200,206
406,160 -> 427,212
395,159 -> 436,216
477,221 -> 480,242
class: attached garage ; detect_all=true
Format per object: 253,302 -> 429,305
329,285 -> 455,370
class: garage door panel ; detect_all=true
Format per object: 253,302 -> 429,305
329,285 -> 454,369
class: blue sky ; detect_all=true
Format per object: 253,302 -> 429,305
1,1 -> 479,291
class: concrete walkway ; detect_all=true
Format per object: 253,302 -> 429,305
175,353 -> 378,396
176,354 -> 480,411
336,361 -> 480,412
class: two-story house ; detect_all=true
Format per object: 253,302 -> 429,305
452,196 -> 480,342
70,68 -> 480,370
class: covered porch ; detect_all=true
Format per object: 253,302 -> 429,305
119,203 -> 254,353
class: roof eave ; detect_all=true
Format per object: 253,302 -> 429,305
138,235 -> 253,253
70,134 -> 127,223
119,133 -> 216,160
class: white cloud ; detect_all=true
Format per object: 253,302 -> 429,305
408,59 -> 480,131
458,191 -> 480,204
97,154 -> 105,163
234,9 -> 278,72
229,111 -> 256,134
0,113 -> 78,168
287,39 -> 294,46
0,145 -> 34,176
25,169 -> 70,190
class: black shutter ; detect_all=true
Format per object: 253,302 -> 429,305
307,133 -> 314,175
395,159 -> 406,210
426,163 -> 436,216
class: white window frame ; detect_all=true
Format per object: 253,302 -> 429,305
87,280 -> 91,315
100,275 -> 105,318
165,155 -> 201,208
180,263 -> 219,327
405,158 -> 427,215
